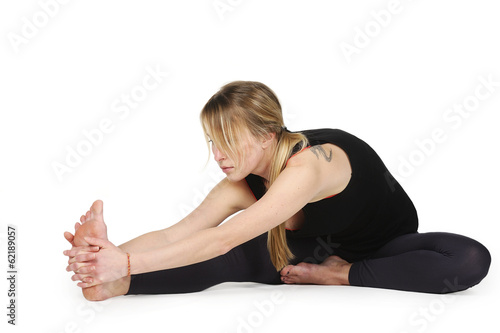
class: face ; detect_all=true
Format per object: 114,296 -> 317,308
209,130 -> 272,182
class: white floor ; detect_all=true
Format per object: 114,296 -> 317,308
49,275 -> 498,332
1,1 -> 499,332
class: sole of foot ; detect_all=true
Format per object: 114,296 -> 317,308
74,200 -> 108,247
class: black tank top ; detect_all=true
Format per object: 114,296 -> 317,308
245,128 -> 418,255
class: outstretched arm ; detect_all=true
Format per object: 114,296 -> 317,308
68,160 -> 323,287
64,178 -> 255,283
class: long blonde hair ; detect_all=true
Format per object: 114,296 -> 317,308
200,81 -> 308,271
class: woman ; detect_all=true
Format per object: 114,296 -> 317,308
64,81 -> 491,301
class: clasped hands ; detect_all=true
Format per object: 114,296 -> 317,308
63,234 -> 128,288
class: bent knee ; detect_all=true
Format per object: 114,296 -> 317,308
465,239 -> 491,284
446,238 -> 491,293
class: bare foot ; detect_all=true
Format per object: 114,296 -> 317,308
81,276 -> 131,301
74,200 -> 108,247
280,255 -> 352,285
70,200 -> 114,300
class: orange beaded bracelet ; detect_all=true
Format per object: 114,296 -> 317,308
126,253 -> 131,276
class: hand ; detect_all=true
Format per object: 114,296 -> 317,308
64,223 -> 99,285
64,237 -> 129,288
64,246 -> 100,270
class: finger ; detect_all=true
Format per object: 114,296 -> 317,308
71,273 -> 92,282
77,280 -> 98,288
75,252 -> 97,263
63,246 -> 100,257
75,263 -> 95,274
66,262 -> 79,272
67,262 -> 94,273
63,250 -> 98,264
76,265 -> 96,274
83,236 -> 109,248
63,248 -> 78,258
80,215 -> 86,223
67,263 -> 78,272
74,222 -> 81,232
73,274 -> 100,288
67,251 -> 98,269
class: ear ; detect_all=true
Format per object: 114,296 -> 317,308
261,132 -> 276,149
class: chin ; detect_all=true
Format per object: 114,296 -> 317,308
225,171 -> 247,183
225,175 -> 241,182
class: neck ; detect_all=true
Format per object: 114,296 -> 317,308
253,138 -> 278,182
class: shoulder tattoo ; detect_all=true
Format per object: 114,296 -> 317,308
309,145 -> 332,162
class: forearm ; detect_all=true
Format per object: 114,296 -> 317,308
129,227 -> 228,275
118,212 -> 221,254
118,229 -> 170,253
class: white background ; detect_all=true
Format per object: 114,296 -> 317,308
1,0 -> 499,332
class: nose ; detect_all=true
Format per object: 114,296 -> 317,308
212,143 -> 226,162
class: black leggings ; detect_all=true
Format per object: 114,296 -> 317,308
125,232 -> 491,295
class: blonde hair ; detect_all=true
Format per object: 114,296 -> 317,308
200,81 -> 308,271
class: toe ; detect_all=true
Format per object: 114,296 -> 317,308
90,200 -> 104,217
282,276 -> 297,284
64,231 -> 74,243
281,265 -> 295,276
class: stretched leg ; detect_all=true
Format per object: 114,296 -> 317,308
348,232 -> 491,293
126,232 -> 280,295
119,233 -> 331,295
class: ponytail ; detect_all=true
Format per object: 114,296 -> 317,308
266,128 -> 308,271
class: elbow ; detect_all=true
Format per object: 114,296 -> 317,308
216,227 -> 236,256
219,237 -> 234,256
212,223 -> 245,257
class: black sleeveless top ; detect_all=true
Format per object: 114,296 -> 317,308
245,128 -> 418,255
